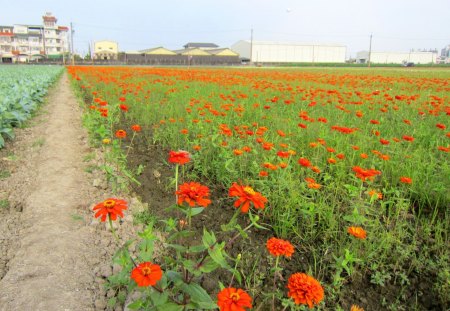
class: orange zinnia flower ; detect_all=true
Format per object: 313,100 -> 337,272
351,304 -> 365,311
131,124 -> 142,132
307,182 -> 321,189
168,150 -> 191,165
400,176 -> 412,184
176,182 -> 211,207
233,149 -> 244,156
259,170 -> 269,177
93,198 -> 127,222
266,237 -> 295,258
131,262 -> 163,287
115,129 -> 127,138
347,226 -> 367,239
229,183 -> 267,213
287,273 -> 324,308
217,287 -> 252,311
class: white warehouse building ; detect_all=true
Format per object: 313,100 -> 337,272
231,40 -> 346,63
356,51 -> 437,64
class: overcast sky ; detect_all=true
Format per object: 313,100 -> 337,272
2,0 -> 449,58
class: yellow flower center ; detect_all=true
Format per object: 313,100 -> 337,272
104,199 -> 116,209
230,292 -> 240,302
243,186 -> 256,196
141,266 -> 152,276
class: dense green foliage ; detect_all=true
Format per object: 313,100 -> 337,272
0,65 -> 63,148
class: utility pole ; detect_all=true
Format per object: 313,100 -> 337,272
250,28 -> 253,64
368,33 -> 372,68
70,22 -> 75,65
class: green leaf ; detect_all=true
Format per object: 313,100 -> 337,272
125,299 -> 144,310
150,291 -> 169,306
156,302 -> 185,311
208,242 -> 231,269
202,228 -> 216,247
166,243 -> 187,252
165,270 -> 183,286
184,207 -> 205,217
188,244 -> 207,253
198,258 -> 220,273
180,282 -> 218,309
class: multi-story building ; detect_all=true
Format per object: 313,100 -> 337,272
0,12 -> 69,63
94,40 -> 119,60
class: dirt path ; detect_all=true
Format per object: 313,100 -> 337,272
0,73 -> 121,311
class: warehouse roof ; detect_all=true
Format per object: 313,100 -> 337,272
183,42 -> 219,49
235,40 -> 346,47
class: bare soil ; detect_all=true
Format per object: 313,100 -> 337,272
0,73 -> 137,311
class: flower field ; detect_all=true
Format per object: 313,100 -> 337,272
0,66 -> 63,148
69,66 -> 449,310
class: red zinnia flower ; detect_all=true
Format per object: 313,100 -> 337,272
229,183 -> 267,213
287,273 -> 324,308
217,287 -> 252,311
115,129 -> 127,138
298,157 -> 312,167
347,226 -> 367,239
119,104 -> 129,112
131,262 -> 163,287
168,150 -> 190,165
267,237 -> 295,258
400,176 -> 412,184
352,166 -> 381,181
176,182 -> 211,207
402,135 -> 414,142
93,198 -> 127,222
277,151 -> 290,158
436,123 -> 446,130
131,124 -> 142,132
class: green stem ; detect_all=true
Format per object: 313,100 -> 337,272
175,164 -> 179,204
125,131 -> 136,158
272,256 -> 280,310
108,214 -> 120,242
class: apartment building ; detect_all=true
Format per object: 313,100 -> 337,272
0,12 -> 69,63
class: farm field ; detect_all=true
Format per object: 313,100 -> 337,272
0,65 -> 63,148
67,66 -> 450,310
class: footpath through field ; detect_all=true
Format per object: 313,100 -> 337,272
0,73 -> 106,311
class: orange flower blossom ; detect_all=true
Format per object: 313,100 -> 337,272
229,183 -> 267,213
93,198 -> 127,222
266,237 -> 295,258
287,273 -> 324,308
176,182 -> 211,207
131,262 -> 163,287
168,150 -> 191,165
217,287 -> 252,311
347,226 -> 367,239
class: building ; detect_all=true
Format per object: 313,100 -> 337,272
356,50 -> 437,64
123,44 -> 240,65
94,40 -> 119,60
0,12 -> 69,63
231,40 -> 347,63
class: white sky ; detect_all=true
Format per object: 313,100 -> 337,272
2,0 -> 449,58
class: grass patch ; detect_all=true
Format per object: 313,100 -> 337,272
0,199 -> 10,209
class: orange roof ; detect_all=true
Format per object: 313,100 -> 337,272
0,32 -> 14,36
